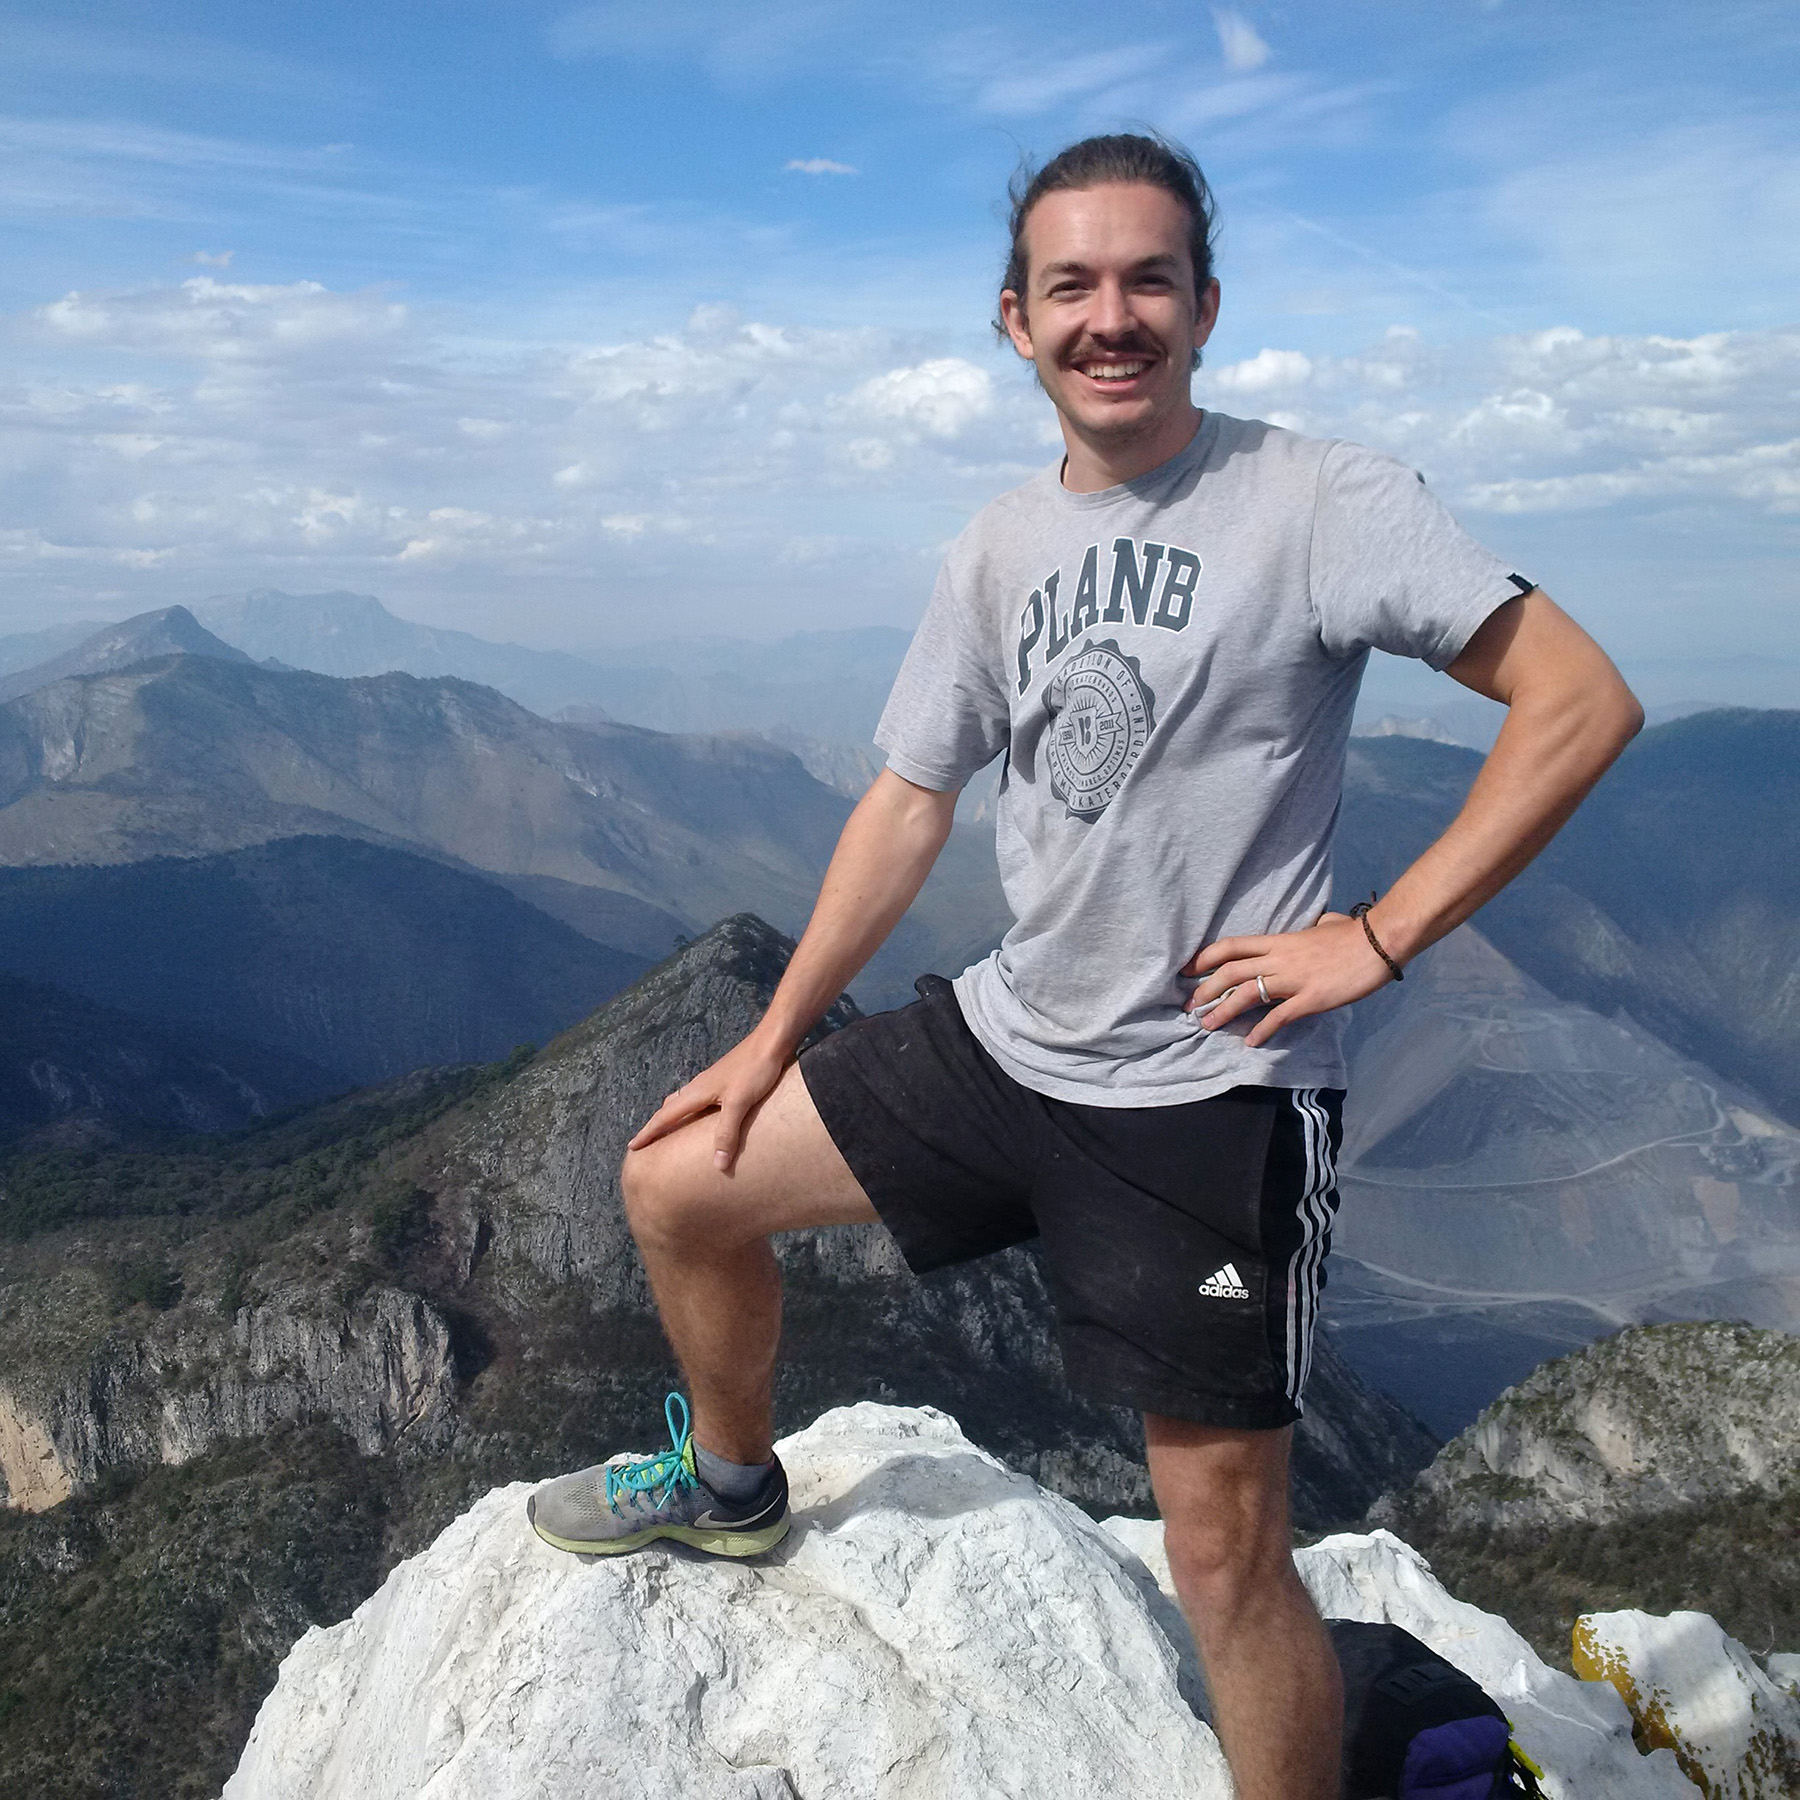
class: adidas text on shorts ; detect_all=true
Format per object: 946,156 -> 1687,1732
799,976 -> 1343,1431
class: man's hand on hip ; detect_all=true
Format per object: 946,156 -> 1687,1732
1182,913 -> 1393,1048
1185,591 -> 1644,1051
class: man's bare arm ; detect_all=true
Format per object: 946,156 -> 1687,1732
1185,591 -> 1644,1044
630,768 -> 959,1167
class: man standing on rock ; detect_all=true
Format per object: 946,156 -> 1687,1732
529,134 -> 1641,1798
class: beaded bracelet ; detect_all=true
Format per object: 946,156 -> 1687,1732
1349,894 -> 1405,983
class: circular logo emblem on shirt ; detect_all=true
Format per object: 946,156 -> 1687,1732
1044,639 -> 1157,821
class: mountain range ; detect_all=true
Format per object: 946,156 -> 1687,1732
1317,713 -> 1800,1430
189,588 -> 916,744
1321,920 -> 1800,1434
0,972 -> 337,1146
0,607 -> 255,707
0,604 -> 1793,1437
1334,715 -> 1800,1125
0,634 -> 1006,1013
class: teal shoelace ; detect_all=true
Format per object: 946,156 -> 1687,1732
604,1392 -> 698,1514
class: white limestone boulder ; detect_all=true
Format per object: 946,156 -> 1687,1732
228,1402 -> 1699,1800
1573,1609 -> 1800,1800
1101,1517 -> 1697,1800
226,1404 -> 1231,1799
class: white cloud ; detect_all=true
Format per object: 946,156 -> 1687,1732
1210,347 -> 1313,393
36,277 -> 408,361
785,158 -> 858,176
1213,9 -> 1271,72
192,249 -> 233,268
4,270 -> 1796,645
1197,323 -> 1800,523
1464,440 -> 1800,515
0,276 -> 1036,630
849,358 -> 993,438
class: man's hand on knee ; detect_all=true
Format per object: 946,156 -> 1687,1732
629,1029 -> 793,1171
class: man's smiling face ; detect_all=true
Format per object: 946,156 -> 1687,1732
1001,182 -> 1220,479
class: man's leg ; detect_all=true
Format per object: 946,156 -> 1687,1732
621,1060 -> 878,1465
1146,1413 -> 1342,1800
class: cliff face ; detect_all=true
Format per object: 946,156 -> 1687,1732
1375,1322 -> 1800,1535
0,1287 -> 455,1513
1369,1322 -> 1800,1671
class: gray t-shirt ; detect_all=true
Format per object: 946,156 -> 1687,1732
874,411 -> 1523,1106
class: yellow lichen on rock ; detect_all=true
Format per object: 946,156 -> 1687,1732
1573,1617 -> 1689,1770
1575,1608 -> 1800,1800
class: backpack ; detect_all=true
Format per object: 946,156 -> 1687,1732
1330,1621 -> 1548,1800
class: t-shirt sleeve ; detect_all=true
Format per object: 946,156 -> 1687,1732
874,558 -> 1010,792
1309,440 -> 1529,670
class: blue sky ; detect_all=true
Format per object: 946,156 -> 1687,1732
3,1 -> 1798,699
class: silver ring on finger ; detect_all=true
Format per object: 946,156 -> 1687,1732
1256,974 -> 1272,1007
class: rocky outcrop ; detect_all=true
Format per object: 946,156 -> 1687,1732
433,913 -> 853,1299
1373,1322 -> 1800,1536
0,1287 -> 454,1510
226,1404 -> 1687,1800
1574,1608 -> 1800,1799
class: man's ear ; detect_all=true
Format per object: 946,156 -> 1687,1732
1192,278 -> 1221,357
999,288 -> 1035,362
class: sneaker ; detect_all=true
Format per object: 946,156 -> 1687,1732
527,1392 -> 791,1559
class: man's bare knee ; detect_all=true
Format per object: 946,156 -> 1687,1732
620,1139 -> 714,1253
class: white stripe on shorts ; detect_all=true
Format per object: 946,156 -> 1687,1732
1284,1088 -> 1338,1408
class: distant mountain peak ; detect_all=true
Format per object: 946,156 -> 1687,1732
203,588 -> 402,635
0,604 -> 252,704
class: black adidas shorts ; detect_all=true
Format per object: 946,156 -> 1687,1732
799,976 -> 1343,1431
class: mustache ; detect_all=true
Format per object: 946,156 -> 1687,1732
1062,337 -> 1161,363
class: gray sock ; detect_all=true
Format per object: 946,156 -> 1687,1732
694,1443 -> 774,1502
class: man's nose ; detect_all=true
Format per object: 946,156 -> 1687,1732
1088,277 -> 1134,337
